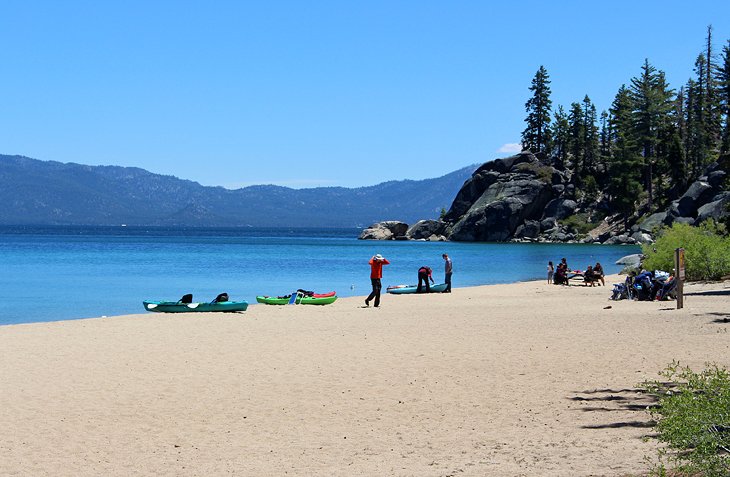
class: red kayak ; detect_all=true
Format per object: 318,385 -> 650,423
312,291 -> 336,298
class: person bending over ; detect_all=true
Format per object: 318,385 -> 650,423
416,266 -> 434,293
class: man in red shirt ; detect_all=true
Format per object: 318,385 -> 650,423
365,254 -> 389,307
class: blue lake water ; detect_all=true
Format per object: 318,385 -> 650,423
0,226 -> 641,325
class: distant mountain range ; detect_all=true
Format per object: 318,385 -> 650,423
0,154 -> 476,227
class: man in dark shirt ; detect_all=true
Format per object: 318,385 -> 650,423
443,253 -> 453,293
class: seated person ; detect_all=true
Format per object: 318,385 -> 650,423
584,266 -> 596,286
634,270 -> 655,300
593,262 -> 605,286
554,263 -> 567,285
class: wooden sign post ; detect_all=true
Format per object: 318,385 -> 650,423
675,248 -> 685,309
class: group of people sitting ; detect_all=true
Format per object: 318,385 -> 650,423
583,263 -> 605,286
549,258 -> 604,286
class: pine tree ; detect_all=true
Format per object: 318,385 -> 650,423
685,77 -> 703,178
659,123 -> 687,197
552,105 -> 570,168
582,95 -> 600,178
599,111 -> 611,161
687,55 -> 710,177
607,86 -> 643,223
629,59 -> 673,209
567,101 -> 585,178
521,66 -> 553,156
704,25 -> 723,150
670,87 -> 689,190
597,110 -> 611,188
652,71 -> 677,204
716,40 -> 730,157
675,86 -> 687,146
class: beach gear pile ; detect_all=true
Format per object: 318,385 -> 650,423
610,270 -> 677,302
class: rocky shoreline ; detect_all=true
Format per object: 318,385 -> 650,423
359,152 -> 729,245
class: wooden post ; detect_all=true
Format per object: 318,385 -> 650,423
675,248 -> 685,309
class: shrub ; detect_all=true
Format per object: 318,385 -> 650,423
643,362 -> 730,476
641,221 -> 730,281
515,162 -> 553,183
579,175 -> 600,202
561,212 -> 603,236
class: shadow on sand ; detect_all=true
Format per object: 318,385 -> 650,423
569,387 -> 658,434
707,311 -> 730,324
684,289 -> 730,297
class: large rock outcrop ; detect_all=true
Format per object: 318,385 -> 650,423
358,221 -> 409,240
444,152 -> 562,241
661,162 -> 729,228
358,154 -> 728,244
406,220 -> 447,241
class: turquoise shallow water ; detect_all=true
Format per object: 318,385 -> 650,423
0,226 -> 641,325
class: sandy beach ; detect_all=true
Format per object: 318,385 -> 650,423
1,275 -> 728,476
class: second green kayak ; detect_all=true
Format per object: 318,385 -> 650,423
256,295 -> 338,305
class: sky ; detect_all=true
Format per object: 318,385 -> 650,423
1,1 -> 729,189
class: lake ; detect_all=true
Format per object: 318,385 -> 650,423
0,225 -> 641,325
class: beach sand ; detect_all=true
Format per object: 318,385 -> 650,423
1,275 -> 728,476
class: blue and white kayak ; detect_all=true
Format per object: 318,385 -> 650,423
386,283 -> 448,294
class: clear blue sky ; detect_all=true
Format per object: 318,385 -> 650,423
1,1 -> 729,188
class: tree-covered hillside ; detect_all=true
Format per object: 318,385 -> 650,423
0,154 -> 476,227
521,26 -> 730,223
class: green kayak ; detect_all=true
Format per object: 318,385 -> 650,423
143,300 -> 249,313
256,295 -> 338,305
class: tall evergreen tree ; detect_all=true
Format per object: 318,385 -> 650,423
552,105 -> 570,168
629,59 -> 673,209
567,101 -> 585,178
675,86 -> 687,145
521,66 -> 553,156
598,110 -> 611,185
687,54 -> 710,177
671,87 -> 689,190
704,25 -> 723,150
685,77 -> 704,178
582,95 -> 600,178
607,86 -> 643,223
717,40 -> 730,157
653,71 -> 677,203
658,123 -> 687,197
599,111 -> 610,159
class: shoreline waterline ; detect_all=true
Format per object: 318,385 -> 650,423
1,273 -> 629,327
0,225 -> 641,325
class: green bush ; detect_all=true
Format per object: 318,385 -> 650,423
643,362 -> 730,476
515,162 -> 553,183
579,175 -> 600,202
641,221 -> 730,281
561,212 -> 604,236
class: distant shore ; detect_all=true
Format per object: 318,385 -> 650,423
2,276 -> 728,476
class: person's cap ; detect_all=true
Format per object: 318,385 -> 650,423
374,254 -> 384,260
